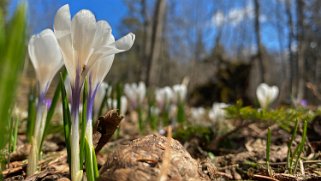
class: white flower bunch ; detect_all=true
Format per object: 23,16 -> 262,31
155,86 -> 173,111
124,81 -> 146,109
190,107 -> 206,121
256,83 -> 279,109
208,103 -> 229,123
172,84 -> 187,103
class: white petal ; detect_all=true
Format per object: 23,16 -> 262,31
138,82 -> 146,103
256,84 -> 266,108
113,32 -> 135,50
54,4 -> 76,84
270,86 -> 279,102
121,96 -> 128,115
57,34 -> 75,83
54,4 -> 71,39
71,9 -> 97,67
28,29 -> 63,92
173,84 -> 187,101
92,20 -> 114,49
94,83 -> 107,115
96,32 -> 135,55
89,55 -> 115,88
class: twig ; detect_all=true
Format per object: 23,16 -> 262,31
158,126 -> 172,181
257,160 -> 321,165
215,171 -> 233,179
299,159 -> 305,176
253,174 -> 279,181
208,120 -> 255,150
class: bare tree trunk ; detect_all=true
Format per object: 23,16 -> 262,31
285,0 -> 296,98
254,0 -> 265,83
296,0 -> 305,101
274,0 -> 286,78
145,0 -> 167,87
140,0 -> 151,81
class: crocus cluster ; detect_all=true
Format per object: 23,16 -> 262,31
123,82 -> 146,132
155,84 -> 187,110
256,83 -> 279,109
172,84 -> 187,104
28,4 -> 135,180
152,83 -> 188,127
124,81 -> 146,110
155,86 -> 174,111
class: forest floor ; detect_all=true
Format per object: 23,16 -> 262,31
3,108 -> 321,181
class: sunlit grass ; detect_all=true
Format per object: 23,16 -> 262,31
0,3 -> 26,173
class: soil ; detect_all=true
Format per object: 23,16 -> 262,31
3,110 -> 321,181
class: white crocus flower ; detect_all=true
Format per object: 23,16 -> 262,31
124,81 -> 146,109
54,5 -> 135,181
29,29 -> 64,93
120,96 -> 128,116
256,83 -> 279,109
150,106 -> 160,116
54,4 -> 135,86
155,86 -> 173,110
172,84 -> 187,103
107,98 -> 117,110
190,107 -> 206,121
123,82 -> 146,132
208,103 -> 228,123
27,28 -> 63,175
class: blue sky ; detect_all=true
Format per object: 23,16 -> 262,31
7,0 -> 286,54
8,0 -> 127,37
61,0 -> 127,34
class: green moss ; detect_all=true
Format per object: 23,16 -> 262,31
173,124 -> 213,143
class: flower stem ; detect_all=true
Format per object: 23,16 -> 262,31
84,83 -> 99,180
71,112 -> 82,181
85,120 -> 94,180
27,94 -> 47,176
70,74 -> 83,181
85,84 -> 97,149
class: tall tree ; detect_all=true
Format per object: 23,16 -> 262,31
296,0 -> 305,100
285,0 -> 296,97
253,0 -> 265,82
140,0 -> 151,81
146,0 -> 167,86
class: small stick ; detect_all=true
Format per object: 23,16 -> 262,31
253,174 -> 279,181
257,160 -> 321,165
208,120 -> 255,150
158,126 -> 172,181
300,159 -> 305,175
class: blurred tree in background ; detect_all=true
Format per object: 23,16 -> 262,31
5,0 -> 321,106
